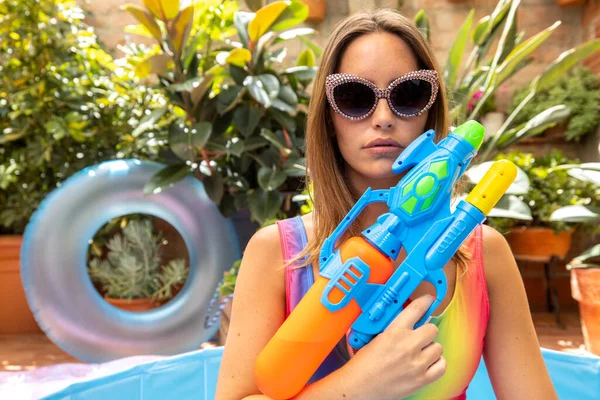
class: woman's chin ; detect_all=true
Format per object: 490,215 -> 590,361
358,166 -> 399,185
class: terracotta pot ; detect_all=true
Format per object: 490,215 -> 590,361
0,235 -> 42,334
557,0 -> 585,7
570,268 -> 600,355
505,227 -> 573,261
301,0 -> 325,22
104,297 -> 159,312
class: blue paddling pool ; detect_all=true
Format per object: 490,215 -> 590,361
21,346 -> 599,400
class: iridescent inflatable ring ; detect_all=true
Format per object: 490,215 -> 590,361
21,159 -> 240,362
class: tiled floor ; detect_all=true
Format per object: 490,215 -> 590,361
0,312 -> 593,372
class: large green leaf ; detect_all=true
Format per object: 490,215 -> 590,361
275,27 -> 315,42
550,163 -> 600,186
497,10 -> 517,65
472,0 -> 512,46
278,84 -> 298,108
414,9 -> 430,41
258,166 -> 287,191
269,108 -> 296,134
444,9 -> 474,92
227,138 -> 245,157
244,75 -> 271,106
298,36 -> 323,57
533,40 -> 600,92
472,15 -> 491,46
270,0 -> 308,32
271,98 -> 296,113
258,74 -> 280,99
467,0 -> 519,120
248,188 -> 284,224
144,164 -> 190,195
234,11 -> 253,49
248,1 -> 287,42
132,106 -> 167,137
550,206 -> 600,223
283,66 -> 317,81
487,194 -> 533,220
203,172 -> 224,204
121,5 -> 163,42
570,244 -> 600,265
243,136 -> 270,152
234,104 -> 261,137
168,76 -> 212,92
497,105 -> 570,148
296,48 -> 316,67
168,121 -> 212,161
496,21 -> 560,86
260,128 -> 291,154
282,156 -> 306,177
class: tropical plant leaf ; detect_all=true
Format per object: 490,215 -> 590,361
445,9 -> 474,92
121,5 -> 162,42
144,163 -> 190,195
487,194 -> 533,220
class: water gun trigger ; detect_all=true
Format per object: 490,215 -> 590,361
414,269 -> 447,328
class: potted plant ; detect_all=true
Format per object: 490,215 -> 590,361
119,0 -> 318,237
567,245 -> 600,355
0,0 -> 166,333
508,66 -> 600,143
557,0 -> 586,8
88,216 -> 189,312
485,150 -> 600,260
415,2 -> 600,164
549,163 -> 600,355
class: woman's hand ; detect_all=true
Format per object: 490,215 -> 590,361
295,295 -> 446,400
344,295 -> 446,399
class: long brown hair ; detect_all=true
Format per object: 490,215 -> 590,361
295,8 -> 471,271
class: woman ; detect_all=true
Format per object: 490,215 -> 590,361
216,8 -> 557,400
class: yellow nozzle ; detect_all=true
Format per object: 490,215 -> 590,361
466,160 -> 517,215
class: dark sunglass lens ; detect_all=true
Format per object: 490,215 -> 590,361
333,81 -> 375,118
390,79 -> 432,115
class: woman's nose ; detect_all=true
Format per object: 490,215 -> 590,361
371,97 -> 396,131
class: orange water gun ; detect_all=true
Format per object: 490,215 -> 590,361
254,121 -> 517,399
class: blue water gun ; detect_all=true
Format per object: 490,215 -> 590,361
255,121 -> 517,399
318,120 -> 516,350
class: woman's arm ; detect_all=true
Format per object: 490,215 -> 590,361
215,224 -> 287,399
215,224 -> 367,400
215,221 -> 445,400
481,225 -> 558,400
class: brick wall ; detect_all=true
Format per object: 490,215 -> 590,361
583,0 -> 600,74
78,0 -> 587,112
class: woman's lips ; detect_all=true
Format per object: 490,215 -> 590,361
364,145 -> 404,154
364,138 -> 404,154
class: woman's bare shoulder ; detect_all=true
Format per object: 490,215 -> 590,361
479,224 -> 519,289
239,222 -> 286,287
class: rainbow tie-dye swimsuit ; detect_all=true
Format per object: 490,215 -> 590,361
277,216 -> 489,400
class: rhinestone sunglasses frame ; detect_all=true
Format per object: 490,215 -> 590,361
325,69 -> 440,120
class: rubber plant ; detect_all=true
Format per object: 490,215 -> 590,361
120,0 -> 320,225
415,0 -> 600,221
